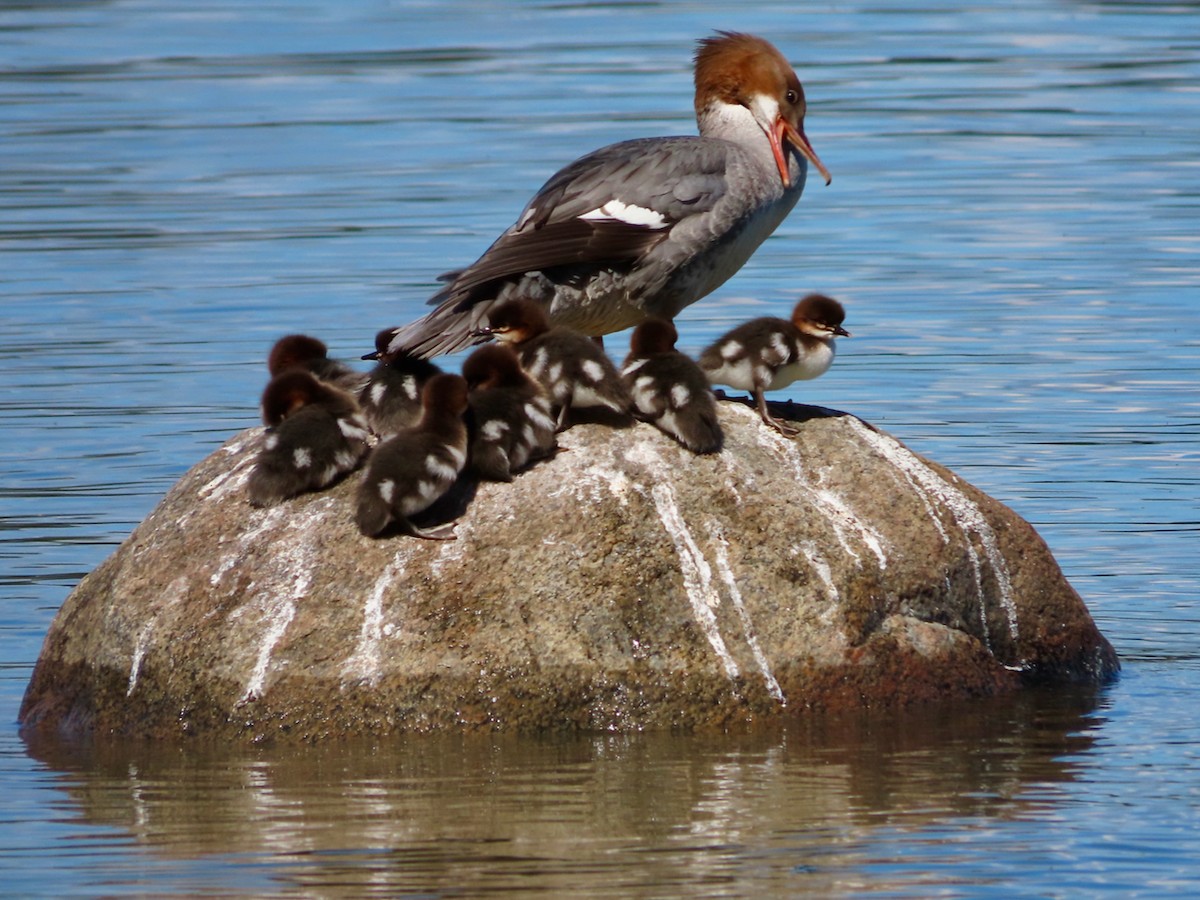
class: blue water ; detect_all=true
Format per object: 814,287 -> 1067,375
2,0 -> 1199,895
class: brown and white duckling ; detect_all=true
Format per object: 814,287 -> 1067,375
267,333 -> 364,392
247,370 -> 372,507
462,344 -> 558,482
698,293 -> 849,437
358,327 -> 443,436
621,318 -> 723,454
355,373 -> 470,540
474,299 -> 631,431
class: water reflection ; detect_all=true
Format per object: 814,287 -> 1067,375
24,688 -> 1106,895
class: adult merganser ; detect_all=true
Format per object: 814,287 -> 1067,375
358,328 -> 443,436
383,31 -> 830,358
462,344 -> 558,482
621,318 -> 723,455
475,299 -> 631,431
355,374 -> 470,540
267,334 -> 364,392
698,293 -> 849,437
247,370 -> 372,507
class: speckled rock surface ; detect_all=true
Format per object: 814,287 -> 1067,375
20,402 -> 1118,742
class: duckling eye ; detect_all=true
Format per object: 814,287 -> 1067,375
785,89 -> 799,105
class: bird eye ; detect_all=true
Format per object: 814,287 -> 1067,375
785,89 -> 799,105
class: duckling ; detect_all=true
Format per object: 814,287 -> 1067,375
622,318 -> 723,454
462,344 -> 558,482
247,370 -> 372,507
358,327 -> 443,436
474,299 -> 631,431
267,333 -> 364,392
355,374 -> 470,540
698,293 -> 849,437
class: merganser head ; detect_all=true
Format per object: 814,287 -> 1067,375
471,299 -> 550,345
360,328 -> 398,362
693,31 -> 831,189
419,373 -> 470,421
792,293 -> 850,339
462,343 -> 527,391
629,317 -> 680,356
268,334 -> 331,376
260,370 -> 327,426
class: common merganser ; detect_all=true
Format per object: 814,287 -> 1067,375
462,344 -> 558,482
622,318 -> 723,454
358,328 -> 443,436
474,299 -> 631,431
698,293 -> 849,437
355,374 -> 470,540
267,334 -> 364,392
384,31 -> 830,358
247,370 -> 372,507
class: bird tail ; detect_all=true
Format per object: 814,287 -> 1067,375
383,300 -> 492,359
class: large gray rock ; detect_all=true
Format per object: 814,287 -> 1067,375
20,402 -> 1117,742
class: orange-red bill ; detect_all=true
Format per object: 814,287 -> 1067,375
772,118 -> 832,187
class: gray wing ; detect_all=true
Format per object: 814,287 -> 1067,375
390,136 -> 733,357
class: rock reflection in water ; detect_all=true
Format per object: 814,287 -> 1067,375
23,687 -> 1106,896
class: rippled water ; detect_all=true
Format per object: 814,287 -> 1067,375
2,0 -> 1199,895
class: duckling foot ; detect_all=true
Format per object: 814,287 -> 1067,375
764,415 -> 800,438
402,519 -> 458,541
756,392 -> 799,438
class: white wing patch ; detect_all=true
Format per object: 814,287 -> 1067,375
482,419 -> 509,441
377,478 -> 395,504
446,443 -> 468,469
580,199 -> 668,229
621,357 -> 649,378
525,401 -> 557,431
581,359 -> 606,383
425,454 -> 459,482
292,447 -> 312,469
338,416 -> 371,442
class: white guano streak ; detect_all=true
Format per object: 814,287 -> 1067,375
754,424 -> 888,570
236,513 -> 323,705
649,483 -> 739,680
845,417 -> 1019,644
709,523 -> 785,703
343,552 -> 406,686
126,575 -> 189,696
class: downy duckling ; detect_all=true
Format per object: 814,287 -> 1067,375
622,317 -> 722,454
247,370 -> 372,507
267,333 -> 364,392
462,344 -> 558,482
474,299 -> 631,431
355,374 -> 470,540
358,327 -> 443,436
698,293 -> 848,437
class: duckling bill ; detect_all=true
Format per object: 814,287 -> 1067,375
358,327 -> 443,437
